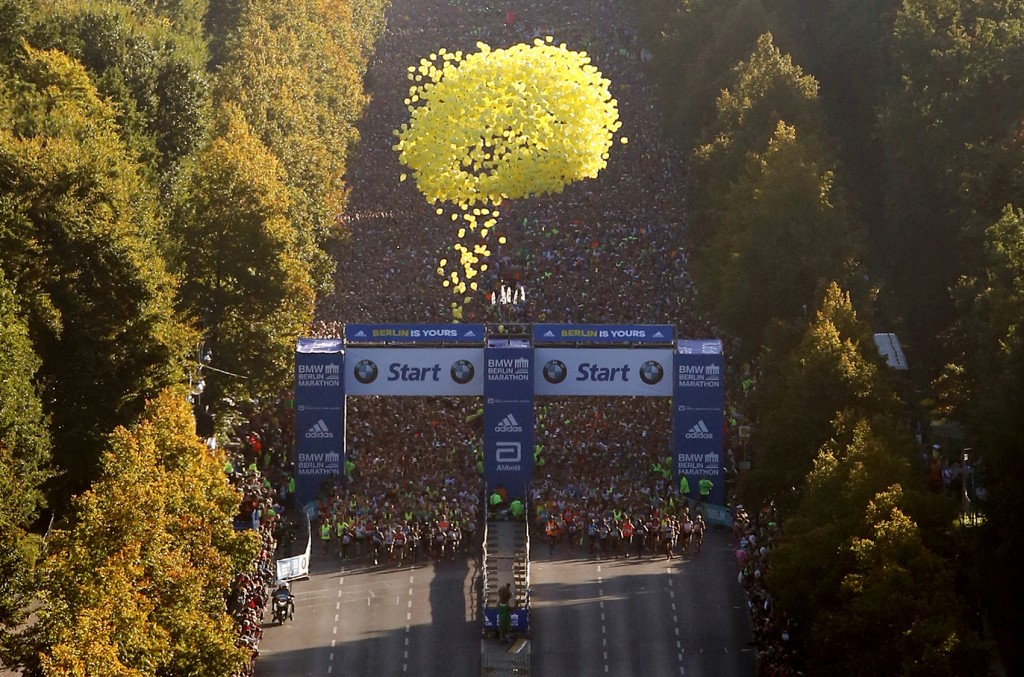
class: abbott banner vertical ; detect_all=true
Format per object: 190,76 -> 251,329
294,339 -> 345,506
673,340 -> 725,507
484,340 -> 534,503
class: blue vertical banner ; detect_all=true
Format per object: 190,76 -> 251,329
483,339 -> 534,503
673,340 -> 725,506
294,339 -> 345,506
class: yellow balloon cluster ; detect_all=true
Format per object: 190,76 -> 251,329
393,38 -> 623,308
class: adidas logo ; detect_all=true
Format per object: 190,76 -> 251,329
495,413 -> 523,433
685,420 -> 713,440
305,419 -> 334,439
543,330 -> 555,337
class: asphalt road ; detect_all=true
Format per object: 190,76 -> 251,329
530,526 -> 755,677
257,526 -> 753,676
257,548 -> 482,676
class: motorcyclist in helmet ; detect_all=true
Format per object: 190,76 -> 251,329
272,581 -> 294,620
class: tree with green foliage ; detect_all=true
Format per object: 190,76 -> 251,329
946,203 -> 1024,675
770,419 -> 983,676
169,104 -> 316,408
686,35 -> 859,357
691,33 -> 828,237
695,121 -> 860,358
0,44 -> 195,499
28,0 -> 211,176
0,270 -> 51,662
768,0 -> 900,189
215,0 -> 386,291
742,283 -> 898,505
879,0 -> 1024,369
10,390 -> 258,676
639,0 -> 772,150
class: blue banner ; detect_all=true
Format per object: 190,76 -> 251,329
294,339 -> 345,506
673,341 -> 725,506
483,607 -> 530,632
345,323 -> 485,344
533,324 -> 675,345
484,340 -> 534,503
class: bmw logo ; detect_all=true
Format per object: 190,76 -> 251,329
450,360 -> 475,384
353,359 -> 378,384
640,360 -> 664,385
543,359 -> 567,384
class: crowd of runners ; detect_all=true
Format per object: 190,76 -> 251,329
223,0 -> 783,672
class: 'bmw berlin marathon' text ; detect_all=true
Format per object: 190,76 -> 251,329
296,363 -> 341,387
677,362 -> 721,387
488,358 -> 531,381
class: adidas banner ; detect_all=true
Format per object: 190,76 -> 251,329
533,348 -> 673,397
294,339 -> 345,506
483,340 -> 534,502
672,341 -> 725,506
344,347 -> 484,396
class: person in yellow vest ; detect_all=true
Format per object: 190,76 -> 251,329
320,520 -> 332,555
679,475 -> 691,504
510,498 -> 525,521
698,477 -> 713,507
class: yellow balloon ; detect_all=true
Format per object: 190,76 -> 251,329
396,39 -> 623,300
395,39 -> 621,205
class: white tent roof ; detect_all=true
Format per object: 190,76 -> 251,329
873,333 -> 909,370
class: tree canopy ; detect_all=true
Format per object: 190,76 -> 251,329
0,44 -> 195,497
15,390 -> 258,676
169,104 -> 316,406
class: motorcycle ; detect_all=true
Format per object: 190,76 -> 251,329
272,594 -> 291,624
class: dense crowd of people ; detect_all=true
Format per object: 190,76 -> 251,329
222,0 -> 779,671
221,404 -> 298,675
319,0 -> 703,334
733,503 -> 801,676
310,397 -> 484,566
